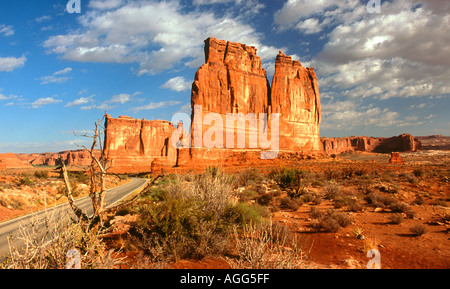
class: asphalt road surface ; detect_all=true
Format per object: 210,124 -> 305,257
0,177 -> 148,261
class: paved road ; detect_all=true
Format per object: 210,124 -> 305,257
0,177 -> 148,259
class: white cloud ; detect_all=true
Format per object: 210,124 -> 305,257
43,1 -> 281,76
53,67 -> 72,75
131,101 -> 182,113
88,0 -> 123,10
107,92 -> 141,104
79,91 -> 141,110
161,76 -> 191,92
273,0 -> 450,108
0,56 -> 26,72
39,67 -> 73,84
30,97 -> 62,108
35,15 -> 52,23
0,24 -> 14,37
65,95 -> 94,107
296,18 -> 323,34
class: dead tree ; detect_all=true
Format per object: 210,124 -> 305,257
60,115 -> 110,224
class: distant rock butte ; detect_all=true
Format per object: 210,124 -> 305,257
321,134 -> 421,155
389,152 -> 405,164
15,150 -> 101,167
103,115 -> 177,173
0,153 -> 30,169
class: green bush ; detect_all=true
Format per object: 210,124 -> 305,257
131,167 -> 267,261
270,167 -> 310,198
34,170 -> 49,179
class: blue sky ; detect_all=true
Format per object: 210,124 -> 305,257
0,0 -> 448,153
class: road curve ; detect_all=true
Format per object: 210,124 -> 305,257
0,177 -> 148,260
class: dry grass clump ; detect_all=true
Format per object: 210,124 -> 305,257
309,207 -> 353,233
409,223 -> 428,237
227,222 -> 313,269
2,210 -> 121,269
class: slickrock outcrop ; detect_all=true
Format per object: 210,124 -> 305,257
103,114 -> 177,173
321,134 -> 421,155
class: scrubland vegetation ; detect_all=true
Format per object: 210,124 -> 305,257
1,157 -> 449,268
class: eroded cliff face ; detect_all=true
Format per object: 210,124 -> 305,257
271,51 -> 322,152
16,150 -> 100,167
103,114 -> 177,173
189,37 -> 322,156
321,134 -> 421,155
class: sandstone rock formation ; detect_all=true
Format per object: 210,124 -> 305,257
103,114 -> 177,173
271,51 -> 321,153
187,37 -> 322,164
321,134 -> 421,155
0,153 -> 31,169
389,152 -> 405,164
16,150 -> 101,167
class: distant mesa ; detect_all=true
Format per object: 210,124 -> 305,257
2,38 -> 431,172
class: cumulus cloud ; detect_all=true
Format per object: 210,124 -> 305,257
0,24 -> 14,37
30,97 -> 62,108
39,67 -> 72,84
161,76 -> 191,92
65,95 -> 95,107
79,91 -> 141,110
88,0 -> 123,10
0,56 -> 26,72
275,0 -> 450,102
43,0 -> 280,75
131,100 -> 182,113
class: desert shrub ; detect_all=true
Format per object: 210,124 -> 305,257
2,214 -> 120,269
132,167 -> 260,261
240,189 -> 259,202
230,203 -> 271,225
365,192 -> 395,208
310,209 -> 352,232
309,206 -> 325,219
413,168 -> 424,177
280,197 -> 303,211
346,198 -> 364,212
412,195 -> 425,205
388,201 -> 410,213
323,168 -> 341,181
34,170 -> 49,179
10,197 -> 26,210
389,213 -> 405,224
431,199 -> 449,207
323,181 -> 340,199
409,223 -> 428,237
228,222 -> 311,269
17,177 -> 33,187
68,171 -> 90,185
270,168 -> 310,198
257,193 -> 273,206
237,168 -> 263,187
